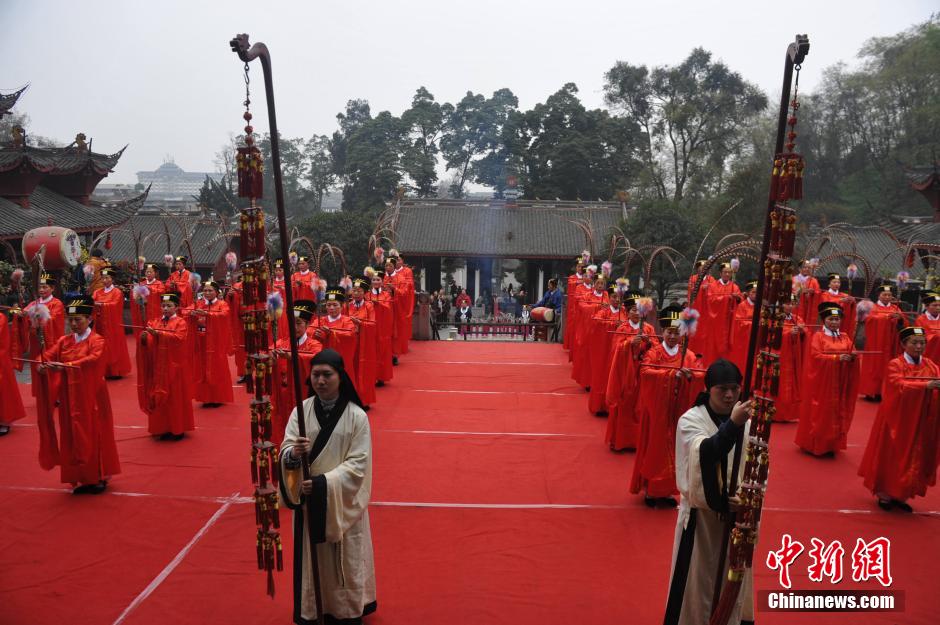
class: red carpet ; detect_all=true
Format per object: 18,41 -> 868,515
0,338 -> 938,624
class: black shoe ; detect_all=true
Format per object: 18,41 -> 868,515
202,402 -> 223,408
159,432 -> 174,441
585,386 -> 591,392
236,375 -> 250,384
595,411 -> 608,417
893,499 -> 913,513
105,375 -> 123,380
392,357 -> 399,366
72,484 -> 97,495
644,496 -> 656,508
659,497 -> 679,508
90,481 -> 107,494
375,380 -> 385,387
877,498 -> 894,511
170,433 -> 185,441
0,425 -> 10,436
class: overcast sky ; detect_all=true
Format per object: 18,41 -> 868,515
2,0 -> 936,184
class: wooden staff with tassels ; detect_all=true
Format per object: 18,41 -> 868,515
706,35 -> 810,625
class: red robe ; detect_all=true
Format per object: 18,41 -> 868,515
271,277 -> 290,343
572,288 -> 606,387
129,278 -> 166,340
916,312 -> 940,363
630,343 -> 703,497
568,283 -> 593,364
604,321 -> 657,450
700,279 -> 740,366
226,282 -> 246,377
388,268 -> 414,354
39,331 -> 121,485
92,286 -> 132,377
791,275 -> 820,324
563,273 -> 582,351
346,299 -> 377,406
193,298 -> 234,403
686,273 -> 714,356
813,290 -> 857,339
859,303 -> 904,397
271,334 -> 323,446
588,305 -> 628,413
728,297 -> 756,374
136,315 -> 193,435
165,269 -> 194,308
858,356 -> 940,501
291,270 -> 320,302
794,330 -> 860,455
774,314 -> 805,422
21,296 -> 65,396
365,288 -> 394,382
0,313 -> 26,424
308,314 -> 359,385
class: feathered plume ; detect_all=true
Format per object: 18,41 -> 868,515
225,252 -> 238,273
581,250 -> 591,265
373,248 -> 385,265
190,272 -> 202,292
27,304 -> 51,329
808,257 -> 820,271
163,254 -> 174,268
585,264 -> 598,277
266,291 -> 284,319
83,263 -> 94,281
339,275 -> 353,291
389,248 -> 399,258
846,263 -> 858,280
11,268 -> 24,285
315,278 -> 328,302
636,297 -> 654,318
615,277 -> 630,296
289,251 -> 298,267
729,257 -> 740,273
678,308 -> 700,337
896,271 -> 910,290
132,284 -> 150,304
364,266 -> 376,279
601,260 -> 613,278
856,299 -> 875,323
137,256 -> 146,273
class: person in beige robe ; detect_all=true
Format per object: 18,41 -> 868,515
279,349 -> 377,625
665,359 -> 755,625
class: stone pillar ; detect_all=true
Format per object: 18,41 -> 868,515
538,267 -> 545,301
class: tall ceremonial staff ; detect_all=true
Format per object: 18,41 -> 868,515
707,35 -> 810,625
230,34 -> 324,623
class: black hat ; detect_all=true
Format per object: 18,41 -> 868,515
38,272 -> 55,286
65,296 -> 95,316
297,256 -> 310,264
827,273 -> 840,282
202,279 -> 221,290
874,285 -> 894,298
175,255 -> 188,264
160,293 -> 180,305
351,277 -> 370,290
144,263 -> 158,272
899,326 -> 926,343
922,292 -> 940,306
622,291 -> 641,309
370,268 -> 385,279
100,266 -> 117,277
744,280 -> 758,292
324,286 -> 346,303
705,358 -> 742,389
658,304 -> 683,329
292,299 -> 317,322
818,302 -> 843,319
273,258 -> 284,268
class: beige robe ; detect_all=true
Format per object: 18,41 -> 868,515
280,399 -> 376,622
667,404 -> 754,625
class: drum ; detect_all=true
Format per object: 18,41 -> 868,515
21,226 -> 82,269
531,306 -> 555,323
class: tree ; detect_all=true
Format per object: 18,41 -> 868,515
401,87 -> 451,197
195,175 -> 238,217
339,111 -> 408,212
305,134 -> 335,212
604,48 -> 767,201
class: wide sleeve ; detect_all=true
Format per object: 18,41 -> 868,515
676,408 -> 747,514
321,408 -> 372,543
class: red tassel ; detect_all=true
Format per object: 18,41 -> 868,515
237,146 -> 264,198
250,448 -> 259,483
275,535 -> 284,571
256,530 -> 264,569
105,232 -> 112,250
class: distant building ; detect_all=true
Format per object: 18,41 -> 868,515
136,159 -> 221,200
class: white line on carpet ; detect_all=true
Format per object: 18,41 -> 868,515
110,492 -> 240,625
380,429 -> 594,438
411,389 -> 581,396
401,360 -> 568,366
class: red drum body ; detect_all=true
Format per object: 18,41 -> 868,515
531,306 -> 555,323
22,227 -> 82,269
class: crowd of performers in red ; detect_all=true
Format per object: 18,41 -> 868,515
0,251 -> 417,495
563,254 -> 940,512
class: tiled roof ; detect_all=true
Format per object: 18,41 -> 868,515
904,164 -> 940,190
392,199 -> 627,258
0,86 -> 27,117
0,185 -> 142,237
0,144 -> 126,175
105,214 -> 234,267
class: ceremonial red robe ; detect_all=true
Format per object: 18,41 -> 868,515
291,270 -> 320,302
563,273 -> 582,351
365,288 -> 394,382
858,356 -> 939,501
859,303 -> 904,397
308,314 -> 359,385
700,279 -> 740,366
21,296 -> 65,396
0,313 -> 26,424
813,290 -> 857,339
270,277 -> 290,343
630,344 -> 703,497
386,270 -> 412,355
226,282 -> 246,377
567,283 -> 593,364
686,273 -> 714,355
916,312 -> 940,363
794,330 -> 860,455
774,314 -> 805,422
346,299 -> 377,406
398,265 -> 416,346
136,315 -> 193,435
791,275 -> 820,323
728,297 -> 756,374
39,331 -> 121,485
129,278 -> 165,340
604,321 -> 657,450
588,305 -> 628,413
92,286 -> 132,377
193,298 -> 234,404
572,289 -> 607,388
165,269 -> 194,308
271,334 -> 323,446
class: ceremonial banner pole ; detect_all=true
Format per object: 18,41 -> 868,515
230,34 -> 324,623
708,35 -> 810,625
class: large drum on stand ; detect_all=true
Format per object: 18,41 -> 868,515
530,306 -> 555,323
21,226 -> 82,269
